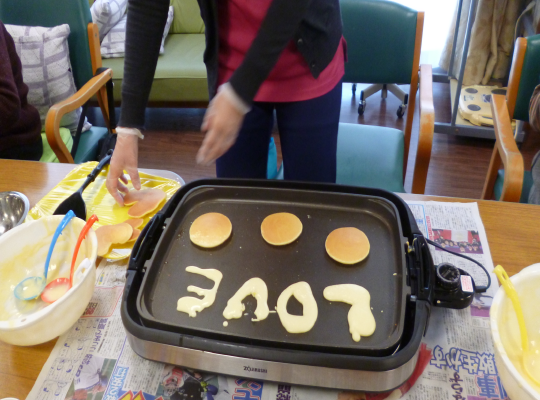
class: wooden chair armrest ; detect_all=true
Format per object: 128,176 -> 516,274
88,23 -> 102,74
506,37 -> 527,119
44,69 -> 113,163
411,64 -> 435,194
88,22 -> 112,130
489,94 -> 524,202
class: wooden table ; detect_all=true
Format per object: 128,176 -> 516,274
1,159 -> 540,399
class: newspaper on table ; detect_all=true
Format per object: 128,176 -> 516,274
27,201 -> 508,400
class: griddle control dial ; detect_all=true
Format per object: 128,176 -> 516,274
436,263 -> 461,290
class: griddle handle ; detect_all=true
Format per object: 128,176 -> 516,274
410,234 -> 434,303
129,213 -> 164,273
123,270 -> 135,303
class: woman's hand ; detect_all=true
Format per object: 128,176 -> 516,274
106,130 -> 142,206
197,83 -> 249,166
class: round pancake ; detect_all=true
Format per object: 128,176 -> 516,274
261,212 -> 302,246
190,212 -> 232,248
325,227 -> 370,265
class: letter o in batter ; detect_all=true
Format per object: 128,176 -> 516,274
276,282 -> 318,333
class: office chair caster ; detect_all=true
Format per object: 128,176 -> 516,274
358,100 -> 366,116
352,83 -> 357,95
358,91 -> 366,115
397,104 -> 407,118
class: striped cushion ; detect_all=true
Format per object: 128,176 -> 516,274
90,0 -> 128,41
101,6 -> 174,58
5,24 -> 81,132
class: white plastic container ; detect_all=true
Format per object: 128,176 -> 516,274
490,263 -> 540,400
0,216 -> 97,346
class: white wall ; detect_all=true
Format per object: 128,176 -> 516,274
393,0 -> 457,66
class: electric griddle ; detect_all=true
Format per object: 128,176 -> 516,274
121,179 -> 474,392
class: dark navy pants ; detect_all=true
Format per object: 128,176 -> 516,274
216,81 -> 342,183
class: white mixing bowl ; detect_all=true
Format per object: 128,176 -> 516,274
0,215 -> 97,346
490,263 -> 540,400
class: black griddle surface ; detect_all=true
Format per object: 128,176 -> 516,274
137,186 -> 409,356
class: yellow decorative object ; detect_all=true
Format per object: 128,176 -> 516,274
26,162 -> 181,260
458,85 -> 516,127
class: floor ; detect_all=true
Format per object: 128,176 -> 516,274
89,81 -> 540,200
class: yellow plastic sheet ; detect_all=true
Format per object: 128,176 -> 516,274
26,162 -> 181,260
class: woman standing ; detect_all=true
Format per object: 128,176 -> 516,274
106,0 -> 345,204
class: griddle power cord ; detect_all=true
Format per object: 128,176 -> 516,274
425,238 -> 491,293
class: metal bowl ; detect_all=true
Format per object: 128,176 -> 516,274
0,191 -> 29,237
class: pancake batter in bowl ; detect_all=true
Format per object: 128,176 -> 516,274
0,227 -> 86,322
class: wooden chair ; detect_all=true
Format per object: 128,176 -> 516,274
337,0 -> 434,194
482,34 -> 540,203
0,0 -> 114,163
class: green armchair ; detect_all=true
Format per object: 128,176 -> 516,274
482,34 -> 540,203
101,0 -> 209,107
337,0 -> 434,194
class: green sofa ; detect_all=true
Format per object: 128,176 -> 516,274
101,0 -> 209,106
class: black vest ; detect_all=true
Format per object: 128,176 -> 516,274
198,0 -> 343,105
